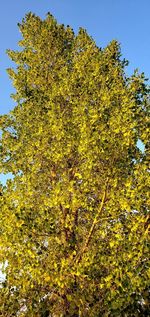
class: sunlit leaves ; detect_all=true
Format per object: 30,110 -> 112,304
0,12 -> 149,317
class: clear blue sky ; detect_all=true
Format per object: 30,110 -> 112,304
0,0 -> 149,183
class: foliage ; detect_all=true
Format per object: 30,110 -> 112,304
0,12 -> 149,316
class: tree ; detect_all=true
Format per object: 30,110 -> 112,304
0,12 -> 149,317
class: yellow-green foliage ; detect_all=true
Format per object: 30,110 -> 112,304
0,12 -> 149,317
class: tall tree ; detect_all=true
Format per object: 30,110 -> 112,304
0,12 -> 149,317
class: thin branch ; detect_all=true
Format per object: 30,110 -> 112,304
74,177 -> 109,264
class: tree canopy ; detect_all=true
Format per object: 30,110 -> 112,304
0,12 -> 149,317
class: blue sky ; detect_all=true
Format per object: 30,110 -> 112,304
0,0 -> 149,183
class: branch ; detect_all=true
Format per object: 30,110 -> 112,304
74,177 -> 109,264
